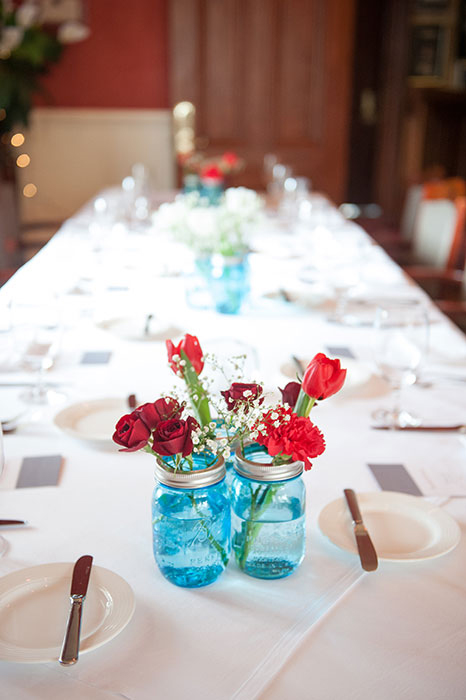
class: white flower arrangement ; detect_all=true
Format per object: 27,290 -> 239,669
153,187 -> 263,258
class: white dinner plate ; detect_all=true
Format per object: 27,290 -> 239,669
280,357 -> 372,393
54,398 -> 128,447
0,562 -> 135,663
318,491 -> 461,562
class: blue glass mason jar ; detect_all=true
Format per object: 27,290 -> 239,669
200,178 -> 224,205
231,443 -> 306,579
152,455 -> 231,587
200,253 -> 250,315
182,173 -> 201,194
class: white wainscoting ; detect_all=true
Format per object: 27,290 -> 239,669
16,108 -> 175,224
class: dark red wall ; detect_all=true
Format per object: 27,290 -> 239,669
38,0 -> 169,109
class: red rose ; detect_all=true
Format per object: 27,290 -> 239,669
166,334 -> 204,376
279,381 -> 301,409
255,405 -> 326,470
113,412 -> 151,452
152,416 -> 198,457
136,397 -> 182,430
302,353 -> 346,400
221,382 -> 263,412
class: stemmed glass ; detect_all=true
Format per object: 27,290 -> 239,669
0,425 -> 6,556
10,294 -> 64,405
372,299 -> 430,427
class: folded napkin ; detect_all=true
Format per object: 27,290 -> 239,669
48,535 -> 362,700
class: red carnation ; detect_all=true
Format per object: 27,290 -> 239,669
302,353 -> 346,400
166,334 -> 204,376
113,412 -> 151,452
255,405 -> 326,470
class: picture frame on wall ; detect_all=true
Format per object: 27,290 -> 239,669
412,1 -> 452,11
408,23 -> 451,84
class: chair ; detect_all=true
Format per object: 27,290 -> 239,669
369,178 -> 466,268
408,194 -> 466,270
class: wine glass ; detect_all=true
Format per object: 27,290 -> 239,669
10,294 -> 64,405
0,425 -> 7,556
372,299 -> 429,427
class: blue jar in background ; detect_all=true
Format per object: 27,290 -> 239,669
203,253 -> 250,315
231,443 -> 306,579
152,456 -> 231,587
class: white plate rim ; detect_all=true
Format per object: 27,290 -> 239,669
54,397 -> 127,443
318,491 -> 461,562
0,562 -> 135,663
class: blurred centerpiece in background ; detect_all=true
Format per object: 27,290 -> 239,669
154,186 -> 263,314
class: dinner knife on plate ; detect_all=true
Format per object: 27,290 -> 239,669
343,489 -> 378,572
0,519 -> 26,527
59,555 -> 93,665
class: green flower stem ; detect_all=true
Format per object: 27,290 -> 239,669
294,391 -> 316,418
189,493 -> 229,567
180,349 -> 212,428
238,484 -> 278,570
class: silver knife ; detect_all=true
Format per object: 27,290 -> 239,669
59,555 -> 93,665
372,424 -> 465,432
343,489 -> 378,572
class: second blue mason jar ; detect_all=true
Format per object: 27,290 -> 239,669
231,443 -> 306,579
152,456 -> 231,588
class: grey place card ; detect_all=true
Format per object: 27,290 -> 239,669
16,455 -> 63,488
325,346 -> 356,359
367,463 -> 423,496
81,351 -> 112,365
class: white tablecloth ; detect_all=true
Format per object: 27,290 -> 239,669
1,196 -> 465,699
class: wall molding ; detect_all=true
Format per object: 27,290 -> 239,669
16,107 -> 175,223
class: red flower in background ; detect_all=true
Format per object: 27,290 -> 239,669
113,412 -> 151,452
137,397 -> 183,430
221,151 -> 239,167
255,405 -> 326,470
279,381 -> 301,409
166,334 -> 204,377
151,416 -> 199,458
302,353 -> 346,401
201,164 -> 223,181
221,382 -> 263,412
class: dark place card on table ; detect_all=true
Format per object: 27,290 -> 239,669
367,463 -> 423,496
325,346 -> 356,359
81,351 -> 112,365
16,455 -> 63,488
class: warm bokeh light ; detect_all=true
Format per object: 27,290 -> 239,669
11,133 -> 25,147
0,108 -> 6,121
16,153 -> 31,168
23,183 -> 37,198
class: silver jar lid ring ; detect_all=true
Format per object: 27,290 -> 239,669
154,456 -> 226,489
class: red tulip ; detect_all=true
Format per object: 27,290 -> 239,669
302,353 -> 346,400
166,334 -> 204,376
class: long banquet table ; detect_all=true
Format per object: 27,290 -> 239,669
1,191 -> 466,699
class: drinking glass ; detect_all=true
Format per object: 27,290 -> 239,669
10,295 -> 64,405
372,300 -> 429,427
0,425 -> 6,556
